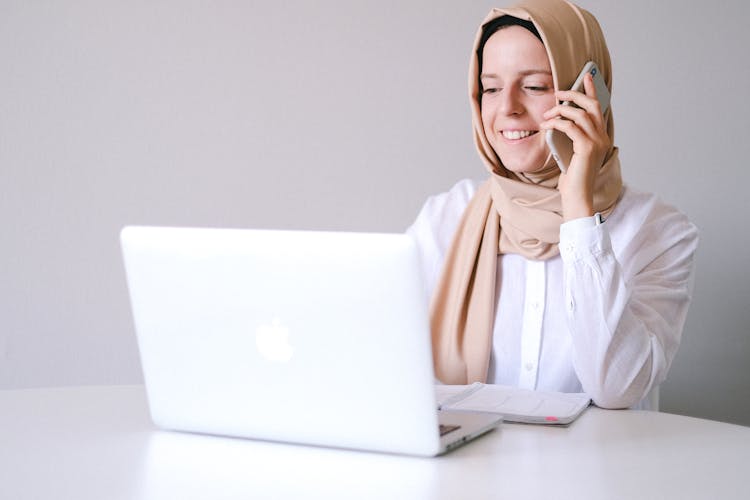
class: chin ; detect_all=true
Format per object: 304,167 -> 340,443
498,152 -> 549,174
500,159 -> 541,174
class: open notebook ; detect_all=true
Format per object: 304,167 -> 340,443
436,383 -> 591,425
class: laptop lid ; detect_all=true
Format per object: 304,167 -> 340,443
121,226 -> 497,456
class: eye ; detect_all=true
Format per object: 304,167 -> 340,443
482,87 -> 500,95
524,85 -> 550,94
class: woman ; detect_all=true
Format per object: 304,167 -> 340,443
408,0 -> 698,409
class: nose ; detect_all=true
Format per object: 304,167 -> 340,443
498,86 -> 524,116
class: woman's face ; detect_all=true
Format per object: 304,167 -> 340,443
480,26 -> 556,174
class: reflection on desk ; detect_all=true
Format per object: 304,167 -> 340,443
1,385 -> 748,500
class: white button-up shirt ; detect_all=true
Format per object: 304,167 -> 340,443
407,179 -> 699,409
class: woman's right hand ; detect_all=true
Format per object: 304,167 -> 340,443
541,73 -> 611,221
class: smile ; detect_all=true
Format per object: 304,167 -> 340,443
501,130 -> 537,140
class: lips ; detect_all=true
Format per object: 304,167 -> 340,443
501,130 -> 537,140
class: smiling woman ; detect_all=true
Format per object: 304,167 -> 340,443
478,24 -> 555,174
407,0 -> 699,410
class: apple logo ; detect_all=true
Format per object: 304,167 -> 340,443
255,318 -> 293,362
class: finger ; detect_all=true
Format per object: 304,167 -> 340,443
543,104 -> 599,138
554,76 -> 603,125
540,117 -> 590,149
543,113 -> 610,156
581,73 -> 605,129
552,95 -> 602,126
544,103 -> 589,121
553,90 -> 596,108
545,101 -> 604,134
582,72 -> 598,101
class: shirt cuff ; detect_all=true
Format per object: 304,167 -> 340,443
559,213 -> 611,262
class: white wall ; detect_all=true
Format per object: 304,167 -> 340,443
2,0 -> 748,425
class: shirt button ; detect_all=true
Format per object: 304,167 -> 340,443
525,362 -> 534,372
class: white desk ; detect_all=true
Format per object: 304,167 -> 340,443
1,385 -> 748,499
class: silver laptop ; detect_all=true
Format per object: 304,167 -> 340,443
120,226 -> 500,456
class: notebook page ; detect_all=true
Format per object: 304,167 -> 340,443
435,383 -> 483,408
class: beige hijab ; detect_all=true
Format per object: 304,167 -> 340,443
430,0 -> 624,384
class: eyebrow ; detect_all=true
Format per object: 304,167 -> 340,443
480,69 -> 552,79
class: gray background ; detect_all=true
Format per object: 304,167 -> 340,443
2,0 -> 748,425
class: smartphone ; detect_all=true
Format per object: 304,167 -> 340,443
545,61 -> 611,173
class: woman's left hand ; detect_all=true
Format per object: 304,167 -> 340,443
541,73 -> 611,221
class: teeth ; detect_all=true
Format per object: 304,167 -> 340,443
502,130 -> 534,140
